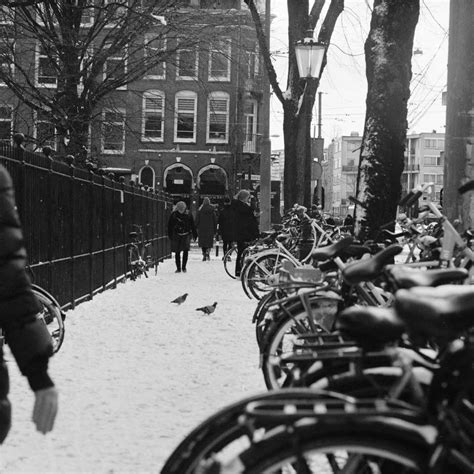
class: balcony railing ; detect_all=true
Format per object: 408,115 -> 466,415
242,134 -> 259,154
403,164 -> 420,172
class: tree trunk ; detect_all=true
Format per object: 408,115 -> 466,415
444,0 -> 474,229
354,0 -> 419,240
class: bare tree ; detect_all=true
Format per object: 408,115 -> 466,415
0,0 -> 215,164
354,0 -> 419,239
245,0 -> 343,210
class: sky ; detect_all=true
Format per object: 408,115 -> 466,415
268,0 -> 450,150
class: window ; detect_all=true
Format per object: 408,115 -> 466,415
436,175 -> 443,185
104,0 -> 127,24
36,110 -> 57,150
208,39 -> 231,81
0,40 -> 14,84
246,48 -> 259,79
142,91 -> 164,141
175,91 -> 197,142
177,48 -> 198,79
0,6 -> 11,24
423,174 -> 436,184
104,44 -> 127,89
102,109 -> 125,153
425,138 -> 444,149
79,0 -> 94,26
144,34 -> 165,79
36,43 -> 57,87
207,92 -> 229,142
243,99 -> 257,150
0,106 -> 12,143
424,155 -> 443,166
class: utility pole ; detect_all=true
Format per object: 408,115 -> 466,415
444,0 -> 474,228
259,0 -> 271,231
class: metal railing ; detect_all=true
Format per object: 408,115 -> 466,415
0,143 -> 172,310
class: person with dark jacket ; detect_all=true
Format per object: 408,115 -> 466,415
217,196 -> 235,258
0,164 -> 58,443
196,197 -> 217,261
231,189 -> 259,277
167,201 -> 197,273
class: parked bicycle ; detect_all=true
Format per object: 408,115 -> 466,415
126,224 -> 158,280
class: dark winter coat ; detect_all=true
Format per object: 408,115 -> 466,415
168,210 -> 197,253
231,199 -> 259,242
0,164 -> 54,443
196,204 -> 217,248
217,203 -> 236,242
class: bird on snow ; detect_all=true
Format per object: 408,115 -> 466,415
171,293 -> 188,305
196,302 -> 218,315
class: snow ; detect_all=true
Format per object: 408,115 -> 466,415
0,245 -> 264,473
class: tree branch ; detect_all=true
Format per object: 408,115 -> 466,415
309,0 -> 326,32
318,0 -> 344,44
244,0 -> 285,104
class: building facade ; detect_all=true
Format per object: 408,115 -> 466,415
0,0 -> 268,217
323,131 -> 445,216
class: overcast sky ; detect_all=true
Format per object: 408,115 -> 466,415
268,1 -> 450,150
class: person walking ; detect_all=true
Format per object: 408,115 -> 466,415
167,201 -> 197,273
0,164 -> 58,443
195,197 -> 217,261
231,189 -> 259,277
217,196 -> 235,260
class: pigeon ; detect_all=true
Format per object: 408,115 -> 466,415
171,293 -> 188,305
196,302 -> 218,315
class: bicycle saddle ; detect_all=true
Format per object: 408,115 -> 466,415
342,244 -> 403,284
337,306 -> 405,350
395,285 -> 474,340
310,237 -> 354,262
386,265 -> 468,289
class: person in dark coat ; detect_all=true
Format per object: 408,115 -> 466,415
0,164 -> 58,443
217,196 -> 235,259
168,201 -> 197,273
231,189 -> 259,277
196,197 -> 217,261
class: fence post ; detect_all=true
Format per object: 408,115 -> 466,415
88,168 -> 95,300
66,155 -> 76,308
101,173 -> 107,291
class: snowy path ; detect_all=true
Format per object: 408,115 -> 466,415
0,246 -> 264,473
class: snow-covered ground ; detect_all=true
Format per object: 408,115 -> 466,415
0,245 -> 264,473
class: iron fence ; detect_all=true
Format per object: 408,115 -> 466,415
0,143 -> 172,310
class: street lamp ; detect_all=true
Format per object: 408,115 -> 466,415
295,34 -> 326,258
295,34 -> 326,208
294,35 -> 326,80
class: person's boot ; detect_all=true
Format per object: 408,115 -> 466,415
202,249 -> 206,261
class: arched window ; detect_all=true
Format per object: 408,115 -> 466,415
139,166 -> 155,189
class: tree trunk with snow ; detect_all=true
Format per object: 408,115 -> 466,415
354,0 -> 419,240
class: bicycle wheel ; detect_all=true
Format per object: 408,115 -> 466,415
223,246 -> 238,279
33,288 -> 65,353
160,389 -> 335,474
261,298 -> 340,390
231,421 -> 427,473
244,252 -> 286,300
253,288 -> 286,350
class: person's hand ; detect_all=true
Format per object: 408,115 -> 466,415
33,386 -> 58,434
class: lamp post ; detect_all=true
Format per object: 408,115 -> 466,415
294,34 -> 326,207
294,34 -> 326,259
